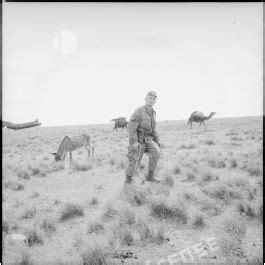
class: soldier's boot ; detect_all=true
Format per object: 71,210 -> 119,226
124,175 -> 133,184
146,171 -> 160,183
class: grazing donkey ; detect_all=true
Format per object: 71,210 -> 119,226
50,134 -> 95,161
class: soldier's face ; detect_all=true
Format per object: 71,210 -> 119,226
145,95 -> 157,107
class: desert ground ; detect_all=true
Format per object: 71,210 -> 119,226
2,116 -> 263,264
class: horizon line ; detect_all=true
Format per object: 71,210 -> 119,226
40,114 -> 263,128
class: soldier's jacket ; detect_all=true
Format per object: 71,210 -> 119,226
128,105 -> 159,145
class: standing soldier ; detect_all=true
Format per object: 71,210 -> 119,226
125,91 -> 165,184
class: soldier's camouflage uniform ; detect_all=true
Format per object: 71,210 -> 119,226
125,105 -> 161,179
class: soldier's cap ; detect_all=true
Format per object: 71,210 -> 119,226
146,91 -> 157,98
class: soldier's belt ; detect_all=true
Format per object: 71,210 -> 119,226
137,128 -> 152,143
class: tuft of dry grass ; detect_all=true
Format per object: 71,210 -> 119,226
223,216 -> 246,243
200,200 -> 222,216
204,139 -> 215,145
122,185 -> 151,206
190,156 -> 199,164
200,171 -> 215,183
246,256 -> 263,265
109,158 -> 116,166
230,142 -> 241,146
191,213 -> 206,228
185,172 -> 196,181
153,185 -> 170,197
89,197 -> 98,206
17,169 -> 31,180
59,203 -> 84,221
247,189 -> 256,201
87,221 -> 104,234
28,165 -> 42,176
225,131 -> 238,136
21,206 -> 36,219
231,136 -> 243,141
30,192 -> 39,198
179,143 -> 196,149
237,200 -> 263,221
3,180 -> 17,190
135,219 -> 167,244
245,164 -> 263,177
151,227 -> 166,244
183,192 -> 197,201
231,177 -> 250,188
119,208 -> 136,226
228,158 -> 237,168
101,203 -> 119,222
3,217 -> 9,233
136,219 -> 152,241
117,159 -> 126,169
13,183 -> 25,191
203,183 -> 242,205
3,219 -> 20,233
162,175 -> 174,187
220,236 -> 246,261
16,249 -> 32,265
37,172 -> 47,177
172,165 -> 182,175
113,227 -> 134,246
81,243 -> 108,265
96,158 -> 103,167
150,197 -> 187,224
217,213 -> 247,262
40,218 -> 56,233
207,156 -> 226,168
24,227 -> 44,247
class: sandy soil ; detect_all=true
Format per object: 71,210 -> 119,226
2,116 -> 263,264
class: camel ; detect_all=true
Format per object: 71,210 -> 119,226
187,111 -> 216,129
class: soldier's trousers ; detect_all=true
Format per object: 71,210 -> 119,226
125,140 -> 160,177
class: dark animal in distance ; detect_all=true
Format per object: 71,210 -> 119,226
111,117 -> 128,131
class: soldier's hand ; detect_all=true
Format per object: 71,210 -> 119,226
158,143 -> 165,149
132,142 -> 140,150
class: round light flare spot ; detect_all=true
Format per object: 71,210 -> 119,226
53,29 -> 77,55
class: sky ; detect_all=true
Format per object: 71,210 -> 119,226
2,2 -> 263,126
